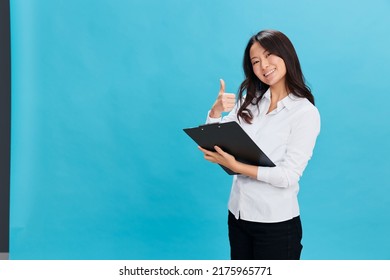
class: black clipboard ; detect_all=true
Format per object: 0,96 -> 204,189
183,121 -> 275,175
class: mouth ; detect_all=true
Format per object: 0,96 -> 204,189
264,69 -> 275,77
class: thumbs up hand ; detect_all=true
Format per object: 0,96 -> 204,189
209,79 -> 236,118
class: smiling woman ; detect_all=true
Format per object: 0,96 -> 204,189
200,30 -> 320,260
0,0 -> 11,260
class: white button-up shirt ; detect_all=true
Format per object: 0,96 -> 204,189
206,88 -> 321,222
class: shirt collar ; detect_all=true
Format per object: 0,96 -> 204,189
280,93 -> 300,110
261,88 -> 301,113
262,88 -> 271,100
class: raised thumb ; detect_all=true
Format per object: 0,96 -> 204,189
219,79 -> 225,95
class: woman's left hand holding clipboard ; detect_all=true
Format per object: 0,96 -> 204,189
198,145 -> 238,172
199,145 -> 258,178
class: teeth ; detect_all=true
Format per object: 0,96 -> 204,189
264,69 -> 275,77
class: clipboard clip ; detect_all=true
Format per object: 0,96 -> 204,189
198,123 -> 221,130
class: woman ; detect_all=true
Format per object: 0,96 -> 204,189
198,30 -> 320,260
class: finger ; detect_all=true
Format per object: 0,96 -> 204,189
198,146 -> 216,156
222,94 -> 236,104
224,102 -> 236,108
222,96 -> 236,104
204,155 -> 217,163
223,94 -> 235,101
222,105 -> 234,112
224,105 -> 235,111
198,146 -> 209,153
223,93 -> 236,99
222,99 -> 236,111
214,145 -> 226,155
219,79 -> 225,95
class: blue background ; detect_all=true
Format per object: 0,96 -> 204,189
9,0 -> 390,259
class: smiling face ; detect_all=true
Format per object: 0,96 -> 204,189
250,42 -> 287,90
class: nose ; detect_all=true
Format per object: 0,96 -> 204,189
261,58 -> 269,69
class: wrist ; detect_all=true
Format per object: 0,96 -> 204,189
233,161 -> 243,174
234,161 -> 258,179
209,108 -> 222,118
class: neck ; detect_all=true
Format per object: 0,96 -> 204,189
270,83 -> 288,103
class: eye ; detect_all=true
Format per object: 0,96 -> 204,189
265,52 -> 272,58
252,60 -> 260,66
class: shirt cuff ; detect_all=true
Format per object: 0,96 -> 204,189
257,166 -> 271,182
206,110 -> 222,124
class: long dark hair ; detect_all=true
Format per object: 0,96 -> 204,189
237,30 -> 315,123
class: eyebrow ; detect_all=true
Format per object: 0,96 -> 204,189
250,49 -> 269,60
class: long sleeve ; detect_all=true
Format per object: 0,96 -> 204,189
257,106 -> 321,188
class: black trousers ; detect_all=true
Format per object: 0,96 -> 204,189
228,211 -> 303,260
